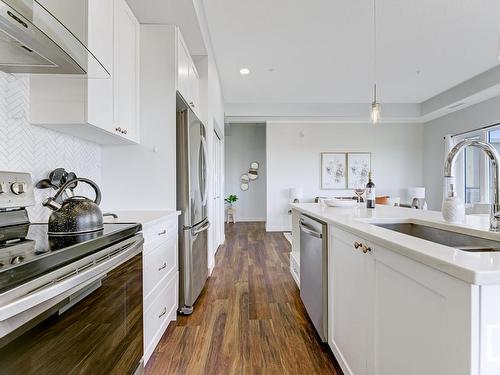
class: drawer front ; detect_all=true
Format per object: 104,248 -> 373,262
142,215 -> 178,244
143,239 -> 177,300
144,272 -> 178,363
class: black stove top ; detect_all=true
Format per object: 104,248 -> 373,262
0,222 -> 142,294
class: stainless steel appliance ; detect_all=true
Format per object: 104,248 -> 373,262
177,93 -> 210,315
0,0 -> 109,76
0,171 -> 144,374
299,214 -> 328,342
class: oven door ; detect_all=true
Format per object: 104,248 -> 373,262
0,235 -> 144,375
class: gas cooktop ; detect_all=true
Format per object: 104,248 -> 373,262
0,222 -> 141,294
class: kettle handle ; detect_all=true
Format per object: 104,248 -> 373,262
53,178 -> 102,205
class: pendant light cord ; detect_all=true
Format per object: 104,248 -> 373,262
373,0 -> 377,100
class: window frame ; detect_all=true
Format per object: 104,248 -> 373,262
455,124 -> 500,205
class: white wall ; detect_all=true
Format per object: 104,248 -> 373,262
101,25 -> 177,212
266,121 -> 424,231
423,95 -> 500,210
0,72 -> 101,222
225,124 -> 266,221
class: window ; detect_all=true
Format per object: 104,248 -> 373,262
455,125 -> 500,205
464,140 -> 481,204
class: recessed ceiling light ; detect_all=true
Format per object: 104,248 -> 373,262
240,68 -> 250,75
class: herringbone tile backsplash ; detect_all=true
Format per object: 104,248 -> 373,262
0,72 -> 102,222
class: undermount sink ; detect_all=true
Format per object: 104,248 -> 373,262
374,223 -> 500,252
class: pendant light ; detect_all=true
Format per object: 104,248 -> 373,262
371,0 -> 381,124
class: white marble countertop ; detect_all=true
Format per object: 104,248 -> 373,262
291,203 -> 500,285
103,210 -> 180,226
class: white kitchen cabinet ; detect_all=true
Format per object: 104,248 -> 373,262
329,229 -> 370,375
113,0 -> 140,143
176,31 -> 201,118
329,226 -> 473,375
177,36 -> 191,103
30,0 -> 140,145
142,214 -> 179,365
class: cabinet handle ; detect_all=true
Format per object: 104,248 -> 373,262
354,241 -> 362,249
362,245 -> 372,254
158,262 -> 167,271
158,307 -> 167,319
158,229 -> 167,236
115,127 -> 122,133
123,129 -> 127,135
189,101 -> 195,107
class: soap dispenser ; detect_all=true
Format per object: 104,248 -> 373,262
442,184 -> 465,223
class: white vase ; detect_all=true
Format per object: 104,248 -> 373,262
442,196 -> 465,223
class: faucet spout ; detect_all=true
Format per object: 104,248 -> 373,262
444,138 -> 500,231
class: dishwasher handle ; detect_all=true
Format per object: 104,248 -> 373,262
299,219 -> 323,239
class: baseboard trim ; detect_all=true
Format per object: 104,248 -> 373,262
265,225 -> 292,232
231,217 -> 266,222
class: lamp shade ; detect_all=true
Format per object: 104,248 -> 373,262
408,187 -> 426,199
289,188 -> 304,200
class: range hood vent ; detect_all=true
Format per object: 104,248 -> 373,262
0,0 -> 109,77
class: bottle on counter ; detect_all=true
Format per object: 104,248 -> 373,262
366,172 -> 376,209
442,183 -> 465,223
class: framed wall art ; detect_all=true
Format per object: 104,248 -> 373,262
347,152 -> 371,189
321,153 -> 347,189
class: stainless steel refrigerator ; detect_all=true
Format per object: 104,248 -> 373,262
176,94 -> 210,315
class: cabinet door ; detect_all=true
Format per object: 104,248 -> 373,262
330,228 -> 370,375
188,62 -> 200,113
177,36 -> 191,102
114,0 -> 140,142
87,0 -> 114,132
368,243 -> 472,375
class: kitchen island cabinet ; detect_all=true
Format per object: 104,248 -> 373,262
291,203 -> 500,375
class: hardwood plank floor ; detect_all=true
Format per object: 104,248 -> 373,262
146,222 -> 343,375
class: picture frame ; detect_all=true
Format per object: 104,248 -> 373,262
321,153 -> 347,189
347,152 -> 372,189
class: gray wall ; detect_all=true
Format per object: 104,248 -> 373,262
423,95 -> 500,210
225,124 -> 266,221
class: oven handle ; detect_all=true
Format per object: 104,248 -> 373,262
0,235 -> 144,323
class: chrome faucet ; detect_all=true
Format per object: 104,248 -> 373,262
444,139 -> 500,231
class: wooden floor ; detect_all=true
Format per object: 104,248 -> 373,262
146,222 -> 343,375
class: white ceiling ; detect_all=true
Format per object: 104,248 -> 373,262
125,0 -> 207,55
204,0 -> 500,104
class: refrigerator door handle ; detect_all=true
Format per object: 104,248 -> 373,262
200,136 -> 209,207
192,221 -> 210,235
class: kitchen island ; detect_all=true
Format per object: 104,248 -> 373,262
290,203 -> 500,375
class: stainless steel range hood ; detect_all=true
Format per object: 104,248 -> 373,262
0,0 -> 109,77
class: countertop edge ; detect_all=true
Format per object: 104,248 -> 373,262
291,203 -> 498,285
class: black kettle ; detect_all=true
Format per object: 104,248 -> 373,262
43,178 -> 104,235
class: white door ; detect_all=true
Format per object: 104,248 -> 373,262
212,129 -> 224,251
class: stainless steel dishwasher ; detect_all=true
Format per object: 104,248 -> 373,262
299,214 -> 328,342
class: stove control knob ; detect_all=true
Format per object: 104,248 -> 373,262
11,182 -> 27,195
0,182 -> 6,194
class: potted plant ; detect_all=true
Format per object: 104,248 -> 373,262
225,194 -> 238,207
225,195 -> 238,223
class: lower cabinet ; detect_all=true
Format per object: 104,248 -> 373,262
329,226 -> 474,375
142,215 -> 179,365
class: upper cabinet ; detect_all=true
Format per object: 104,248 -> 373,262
29,0 -> 140,145
176,32 -> 201,119
113,0 -> 140,143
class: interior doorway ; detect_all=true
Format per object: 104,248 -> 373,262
224,123 -> 267,224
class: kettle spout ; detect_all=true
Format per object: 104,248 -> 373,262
42,197 -> 62,211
